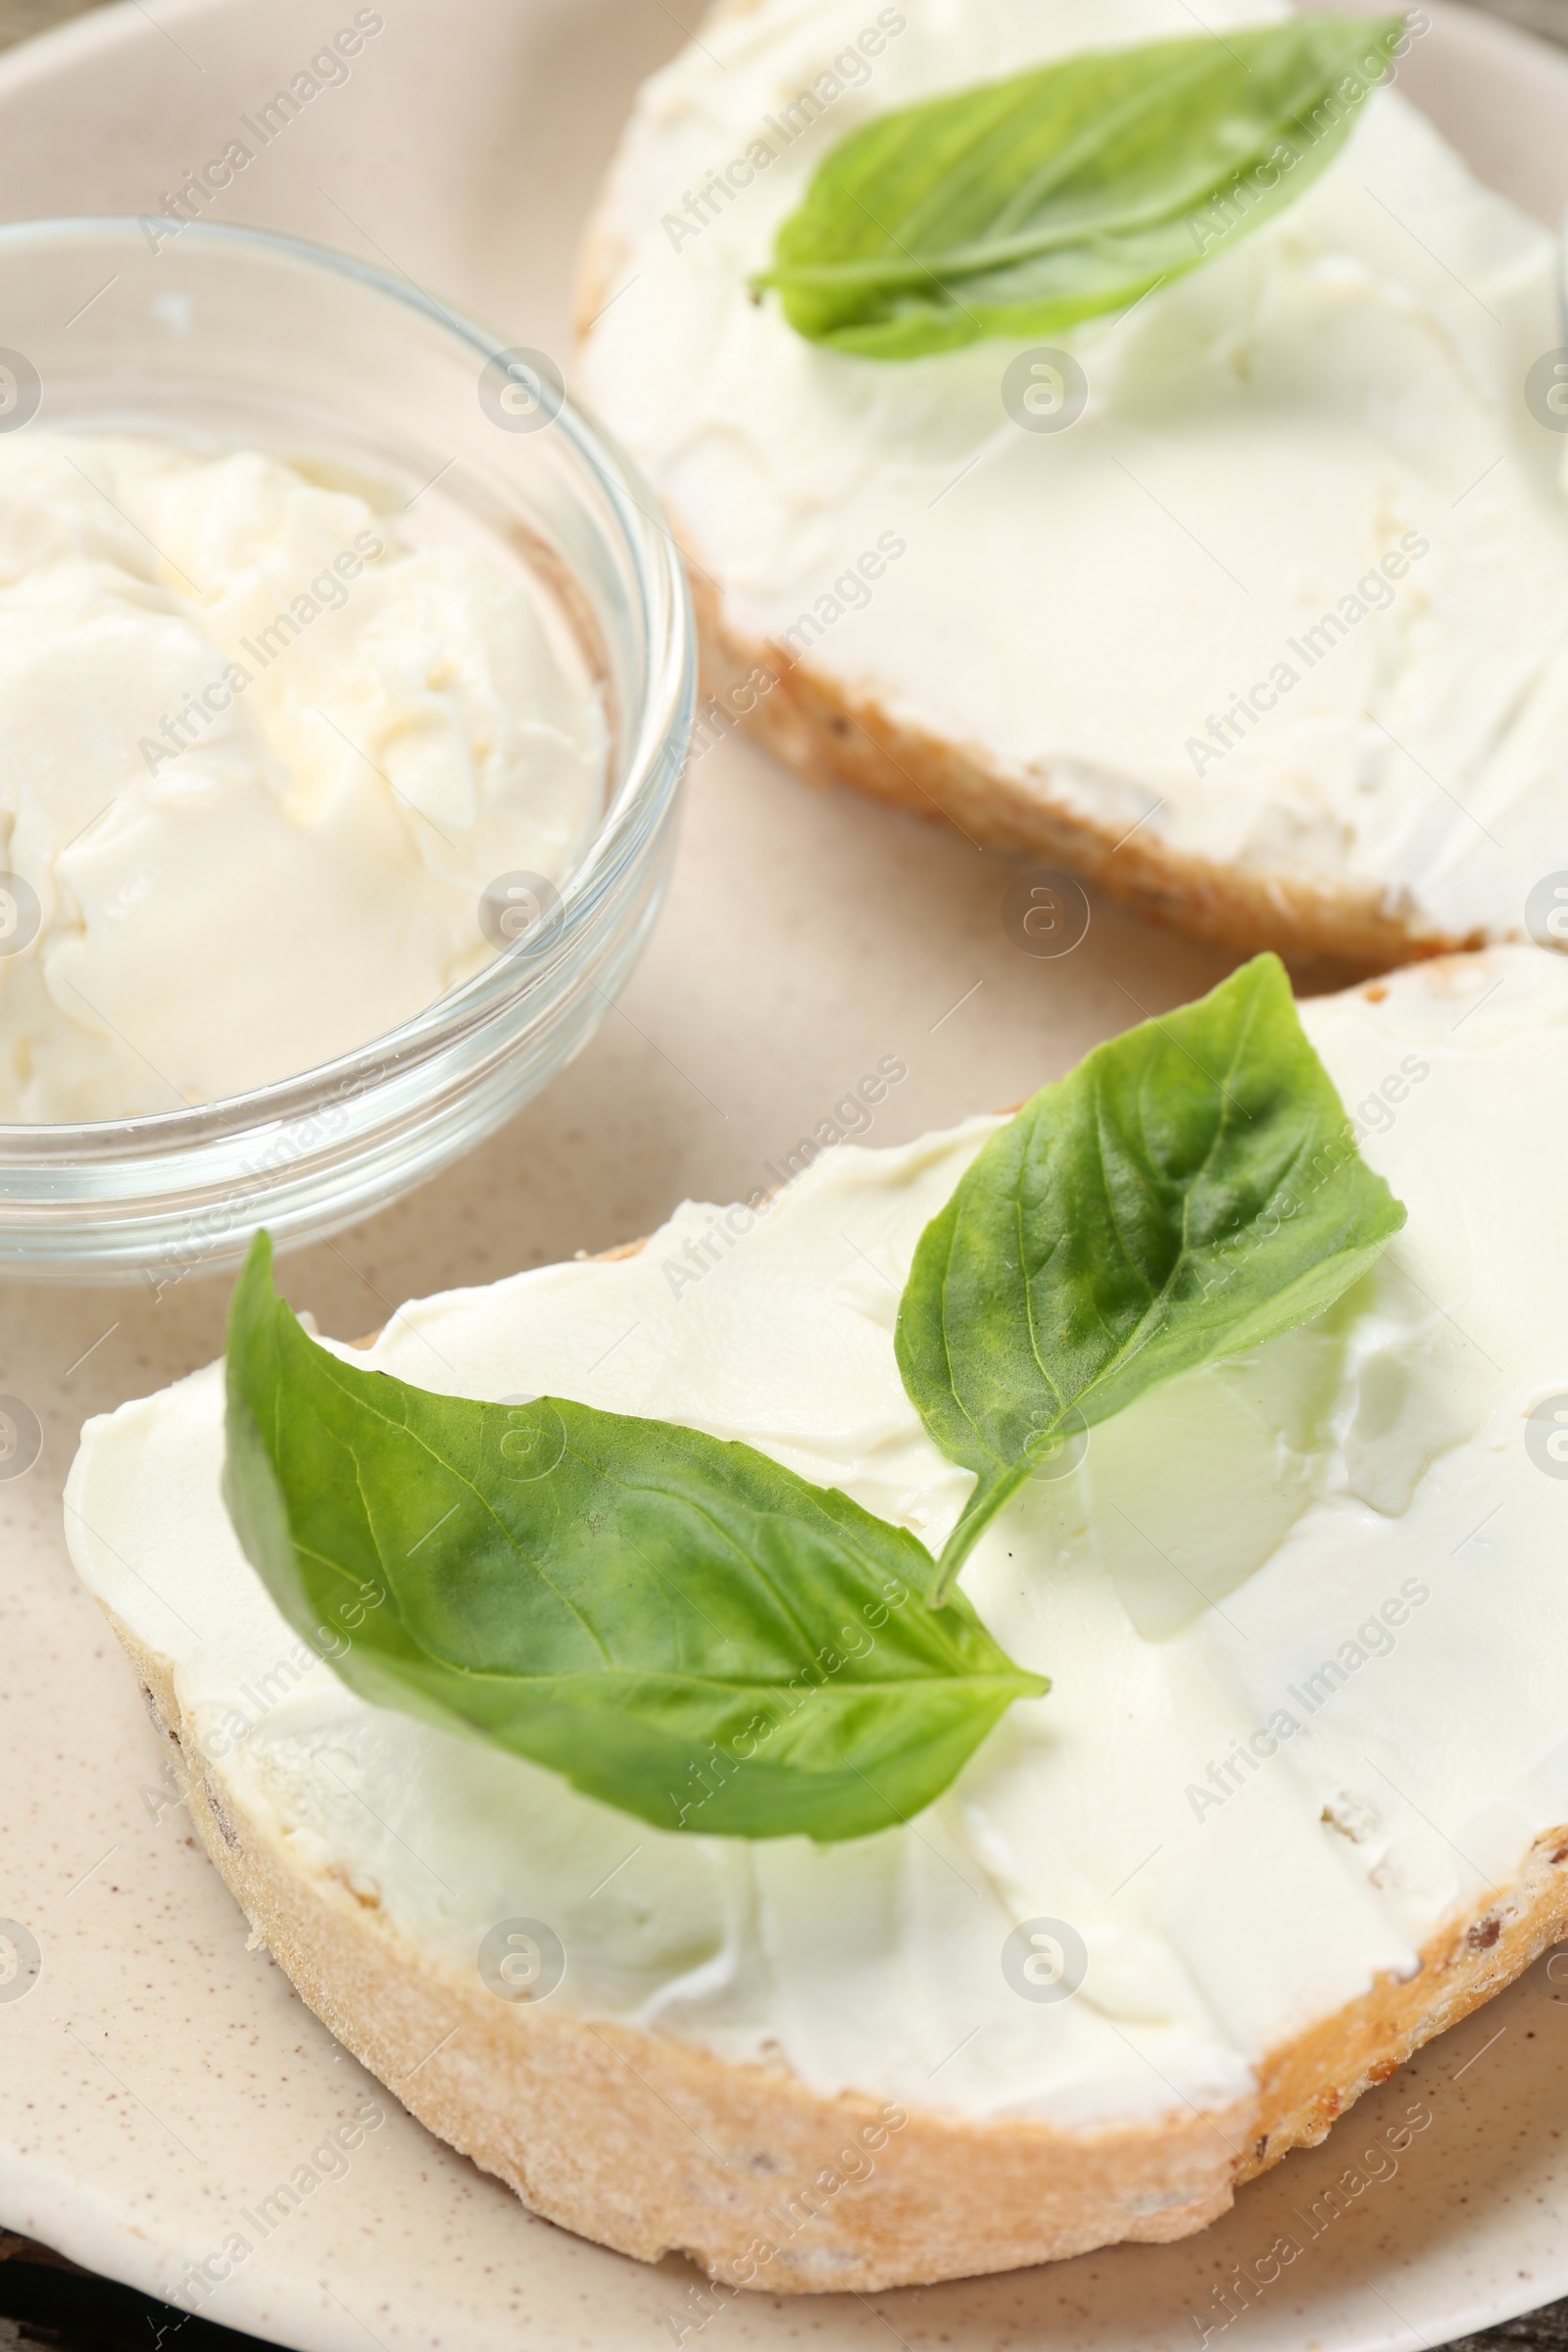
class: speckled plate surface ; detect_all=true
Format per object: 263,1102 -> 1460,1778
4,2 -> 1568,2346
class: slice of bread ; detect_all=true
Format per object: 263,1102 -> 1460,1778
574,0 -> 1568,969
67,946 -> 1568,2293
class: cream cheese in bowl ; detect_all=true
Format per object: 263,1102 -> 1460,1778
0,219 -> 692,1279
0,434 -> 606,1122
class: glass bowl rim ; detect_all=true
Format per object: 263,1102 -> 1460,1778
0,213 -> 693,1156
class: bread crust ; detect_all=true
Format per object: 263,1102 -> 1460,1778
102,1378 -> 1568,2293
118,1618 -> 1252,2291
679,567 -> 1476,973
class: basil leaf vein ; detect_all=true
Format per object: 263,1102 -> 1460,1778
895,956 -> 1407,1597
222,1237 -> 1047,1844
759,18 -> 1404,359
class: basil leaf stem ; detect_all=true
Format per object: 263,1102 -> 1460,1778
895,956 -> 1406,1599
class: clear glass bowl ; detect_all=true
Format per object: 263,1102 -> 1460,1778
0,219 -> 693,1283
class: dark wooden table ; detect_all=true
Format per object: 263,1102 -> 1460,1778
0,0 -> 1565,2344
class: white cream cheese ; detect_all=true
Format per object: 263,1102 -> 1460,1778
64,948 -> 1568,2129
579,0 -> 1568,945
0,434 -> 605,1122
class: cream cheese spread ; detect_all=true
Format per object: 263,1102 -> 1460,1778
65,949 -> 1568,2129
0,434 -> 605,1122
579,0 -> 1568,945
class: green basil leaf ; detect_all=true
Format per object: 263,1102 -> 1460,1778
759,17 -> 1404,359
221,1236 -> 1047,1843
896,955 -> 1406,1597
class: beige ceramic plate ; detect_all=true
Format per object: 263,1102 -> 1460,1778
3,1 -> 1568,2346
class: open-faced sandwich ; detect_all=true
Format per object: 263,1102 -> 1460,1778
577,0 -> 1568,967
66,948 -> 1568,2291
